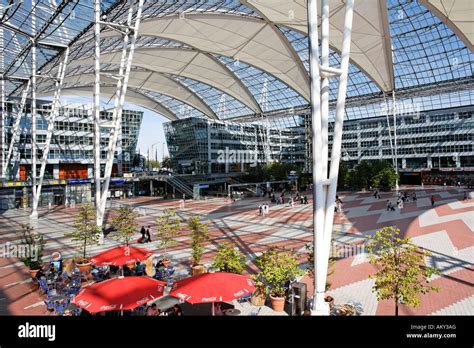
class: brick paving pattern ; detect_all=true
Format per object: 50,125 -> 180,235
0,186 -> 472,315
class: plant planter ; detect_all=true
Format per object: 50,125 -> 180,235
250,286 -> 266,307
29,269 -> 40,279
77,262 -> 91,274
191,264 -> 207,276
325,296 -> 335,310
270,295 -> 286,312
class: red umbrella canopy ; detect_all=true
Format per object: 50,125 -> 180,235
169,272 -> 255,304
89,246 -> 153,266
72,276 -> 166,313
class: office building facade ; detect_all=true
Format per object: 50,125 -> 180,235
0,101 -> 142,209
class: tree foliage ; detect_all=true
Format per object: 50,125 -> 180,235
111,206 -> 139,246
211,243 -> 246,274
188,215 -> 209,266
366,226 -> 439,315
65,204 -> 101,262
161,156 -> 171,169
254,246 -> 304,297
344,160 -> 397,191
155,209 -> 181,255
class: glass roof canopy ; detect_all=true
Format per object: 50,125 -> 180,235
1,0 -> 473,123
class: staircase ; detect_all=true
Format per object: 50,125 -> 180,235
160,175 -> 194,198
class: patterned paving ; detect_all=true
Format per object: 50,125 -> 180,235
0,186 -> 472,315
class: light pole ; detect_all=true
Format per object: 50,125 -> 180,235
150,141 -> 162,172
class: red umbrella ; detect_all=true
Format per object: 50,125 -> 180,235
72,276 -> 166,313
89,246 -> 153,266
169,272 -> 255,315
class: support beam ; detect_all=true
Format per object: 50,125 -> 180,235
4,79 -> 31,177
31,47 -> 69,217
95,0 -> 145,228
30,0 -> 37,219
0,27 -> 5,179
93,0 -> 102,227
392,90 -> 399,191
308,0 -> 354,316
307,0 -> 325,315
320,0 -> 354,315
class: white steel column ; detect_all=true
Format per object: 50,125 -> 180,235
321,0 -> 354,311
93,0 -> 102,226
307,0 -> 326,315
0,28 -> 4,178
383,93 -> 396,169
95,0 -> 144,227
320,0 -> 330,195
308,0 -> 355,315
5,80 -> 31,175
30,0 -> 37,219
31,47 -> 70,217
392,90 -> 399,190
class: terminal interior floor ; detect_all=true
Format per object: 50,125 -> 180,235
0,186 -> 472,315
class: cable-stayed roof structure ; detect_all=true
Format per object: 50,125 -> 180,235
1,0 -> 472,122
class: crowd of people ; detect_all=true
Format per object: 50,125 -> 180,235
138,226 -> 152,243
145,303 -> 183,316
257,190 -> 310,216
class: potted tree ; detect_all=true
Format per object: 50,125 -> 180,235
155,209 -> 181,267
20,224 -> 45,279
254,246 -> 304,312
65,204 -> 101,274
367,226 -> 439,316
210,243 -> 246,274
187,215 -> 209,275
111,206 -> 139,247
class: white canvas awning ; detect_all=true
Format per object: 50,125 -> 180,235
418,0 -> 474,52
102,13 -> 310,100
44,71 -> 218,119
67,47 -> 261,113
242,0 -> 394,92
39,86 -> 178,120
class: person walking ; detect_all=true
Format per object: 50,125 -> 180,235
373,190 -> 379,199
386,200 -> 392,211
145,226 -> 152,243
140,226 -> 146,241
258,204 -> 263,216
431,195 -> 435,207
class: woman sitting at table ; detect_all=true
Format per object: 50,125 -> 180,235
146,304 -> 159,316
214,303 -> 223,316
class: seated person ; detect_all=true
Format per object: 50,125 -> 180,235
146,304 -> 159,316
214,302 -> 223,316
109,265 -> 119,275
171,304 -> 183,316
123,266 -> 133,277
135,262 -> 146,276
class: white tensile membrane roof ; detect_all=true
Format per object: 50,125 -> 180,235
40,70 -> 219,119
418,0 -> 473,52
65,47 -> 261,115
242,0 -> 394,92
38,86 -> 178,120
32,0 -> 473,121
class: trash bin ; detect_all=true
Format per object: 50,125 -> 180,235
291,282 -> 307,316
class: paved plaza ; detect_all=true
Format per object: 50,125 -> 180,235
0,186 -> 472,315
